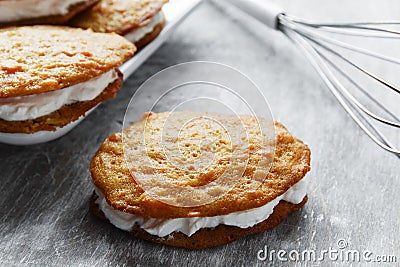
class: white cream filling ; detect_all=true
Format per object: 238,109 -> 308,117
0,0 -> 87,22
0,69 -> 118,121
94,178 -> 308,237
124,11 -> 165,43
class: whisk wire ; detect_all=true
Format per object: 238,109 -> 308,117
284,15 -> 400,34
280,16 -> 400,98
295,30 -> 400,98
283,26 -> 400,155
280,15 -> 400,65
315,49 -> 400,124
225,0 -> 399,155
287,25 -> 400,39
312,45 -> 400,128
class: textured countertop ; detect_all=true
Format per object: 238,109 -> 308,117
1,0 -> 399,266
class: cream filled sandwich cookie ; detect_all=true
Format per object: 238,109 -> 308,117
0,26 -> 136,134
0,0 -> 99,26
90,112 -> 311,250
69,0 -> 168,49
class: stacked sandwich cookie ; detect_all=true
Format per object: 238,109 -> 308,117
90,112 -> 311,250
0,0 -> 100,26
0,26 -> 136,134
70,0 -> 168,49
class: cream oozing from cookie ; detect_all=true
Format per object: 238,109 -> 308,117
124,11 -> 165,43
94,178 -> 307,237
0,0 -> 88,22
0,69 -> 118,121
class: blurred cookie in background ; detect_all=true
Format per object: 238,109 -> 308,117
70,0 -> 168,49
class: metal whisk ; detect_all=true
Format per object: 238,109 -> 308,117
226,0 -> 400,155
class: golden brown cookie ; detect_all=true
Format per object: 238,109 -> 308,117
91,112 -> 311,218
0,0 -> 99,26
91,193 -> 308,250
134,19 -> 165,50
0,25 -> 135,98
0,26 -> 135,134
69,0 -> 167,47
90,112 -> 311,249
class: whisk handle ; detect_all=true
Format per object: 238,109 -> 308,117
229,0 -> 284,30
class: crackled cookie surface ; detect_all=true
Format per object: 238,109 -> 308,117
90,111 -> 311,249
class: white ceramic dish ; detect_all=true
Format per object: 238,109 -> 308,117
0,0 -> 203,145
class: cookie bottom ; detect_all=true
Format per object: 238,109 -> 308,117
0,69 -> 123,133
0,0 -> 99,26
90,193 -> 307,250
134,21 -> 165,50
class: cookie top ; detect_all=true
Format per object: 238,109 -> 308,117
90,112 -> 311,219
0,25 -> 136,98
69,0 -> 168,35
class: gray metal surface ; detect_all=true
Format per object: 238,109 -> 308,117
0,0 -> 399,266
